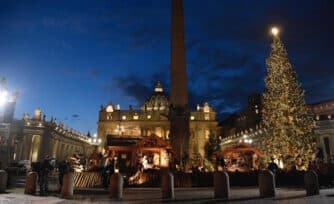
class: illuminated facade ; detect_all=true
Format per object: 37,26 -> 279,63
221,96 -> 334,164
311,99 -> 334,163
13,109 -> 95,163
0,80 -> 17,168
97,81 -> 218,163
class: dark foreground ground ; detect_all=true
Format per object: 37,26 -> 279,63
1,187 -> 334,204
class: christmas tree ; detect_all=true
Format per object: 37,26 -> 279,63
260,27 -> 315,170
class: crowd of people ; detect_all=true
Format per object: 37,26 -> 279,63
31,154 -> 81,196
29,149 -> 334,195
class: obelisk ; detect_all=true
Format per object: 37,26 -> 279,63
169,0 -> 190,169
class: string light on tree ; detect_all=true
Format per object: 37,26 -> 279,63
259,26 -> 316,170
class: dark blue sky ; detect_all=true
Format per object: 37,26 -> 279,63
1,0 -> 333,134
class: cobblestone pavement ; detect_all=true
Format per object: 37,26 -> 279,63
0,187 -> 334,204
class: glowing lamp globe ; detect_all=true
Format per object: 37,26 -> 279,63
0,90 -> 8,106
271,27 -> 279,36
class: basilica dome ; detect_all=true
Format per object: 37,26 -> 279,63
141,81 -> 169,111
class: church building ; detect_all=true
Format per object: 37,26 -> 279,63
97,81 -> 218,168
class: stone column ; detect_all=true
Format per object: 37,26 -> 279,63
23,135 -> 32,160
214,171 -> 230,199
258,170 -> 275,198
17,142 -> 23,161
0,170 -> 8,193
304,170 -> 319,196
24,172 -> 38,195
109,173 -> 124,199
61,172 -> 74,198
161,172 -> 174,199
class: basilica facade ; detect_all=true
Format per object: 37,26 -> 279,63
97,81 -> 218,166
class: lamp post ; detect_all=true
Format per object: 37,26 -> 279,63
0,78 -> 18,168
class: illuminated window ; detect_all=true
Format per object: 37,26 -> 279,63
107,114 -> 112,120
205,130 -> 210,139
255,109 -> 259,114
190,116 -> 195,120
106,129 -> 112,134
204,114 -> 210,120
316,115 -> 319,120
155,127 -> 162,137
133,115 -> 139,120
147,115 -> 151,119
328,115 -> 332,120
122,115 -> 126,120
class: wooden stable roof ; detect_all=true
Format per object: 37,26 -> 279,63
135,134 -> 172,149
215,143 -> 263,158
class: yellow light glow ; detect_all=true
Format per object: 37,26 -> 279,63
271,27 -> 279,36
106,105 -> 114,112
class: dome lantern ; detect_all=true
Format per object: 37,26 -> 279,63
154,81 -> 163,93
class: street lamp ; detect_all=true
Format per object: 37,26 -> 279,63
0,90 -> 8,106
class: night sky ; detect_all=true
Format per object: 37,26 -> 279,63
1,0 -> 333,134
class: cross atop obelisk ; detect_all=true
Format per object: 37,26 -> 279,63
169,0 -> 190,169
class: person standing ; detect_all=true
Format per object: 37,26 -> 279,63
142,155 -> 148,170
105,157 -> 115,188
39,155 -> 53,196
58,160 -> 69,193
102,158 -> 110,189
268,158 -> 278,174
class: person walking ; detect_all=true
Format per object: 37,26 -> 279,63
39,155 -> 53,196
